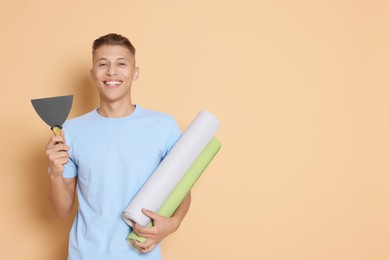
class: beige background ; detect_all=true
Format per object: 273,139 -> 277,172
1,1 -> 389,259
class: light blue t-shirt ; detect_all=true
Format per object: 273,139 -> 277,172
61,105 -> 181,260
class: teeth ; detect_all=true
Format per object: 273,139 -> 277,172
105,81 -> 121,85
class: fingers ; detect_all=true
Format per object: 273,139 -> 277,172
46,143 -> 70,160
53,143 -> 70,152
46,135 -> 67,149
132,209 -> 164,236
46,130 -> 69,153
130,209 -> 172,254
47,151 -> 70,164
131,239 -> 157,254
45,132 -> 70,177
133,223 -> 157,237
142,208 -> 159,220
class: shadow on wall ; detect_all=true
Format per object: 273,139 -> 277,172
24,73 -> 98,259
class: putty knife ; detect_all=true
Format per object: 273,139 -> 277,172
31,95 -> 73,136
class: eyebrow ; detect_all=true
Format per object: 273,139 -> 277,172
96,57 -> 129,62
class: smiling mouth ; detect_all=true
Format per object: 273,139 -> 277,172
104,80 -> 122,88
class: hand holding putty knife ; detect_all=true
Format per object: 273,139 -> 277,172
31,95 -> 73,175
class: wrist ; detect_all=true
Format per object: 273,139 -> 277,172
49,173 -> 64,181
49,166 -> 64,177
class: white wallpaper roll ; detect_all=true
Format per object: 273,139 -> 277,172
122,111 -> 220,227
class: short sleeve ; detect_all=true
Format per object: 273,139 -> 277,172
62,156 -> 78,178
61,124 -> 78,178
164,117 -> 182,157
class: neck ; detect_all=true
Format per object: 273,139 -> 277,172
97,101 -> 135,118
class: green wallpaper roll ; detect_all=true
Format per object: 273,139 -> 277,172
127,137 -> 221,250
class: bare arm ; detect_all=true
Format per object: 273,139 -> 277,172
46,132 -> 77,218
49,176 -> 77,218
132,192 -> 192,253
170,191 -> 191,228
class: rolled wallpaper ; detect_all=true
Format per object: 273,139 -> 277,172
122,111 -> 220,227
126,137 -> 221,249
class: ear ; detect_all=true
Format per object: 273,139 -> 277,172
133,67 -> 140,81
89,68 -> 94,80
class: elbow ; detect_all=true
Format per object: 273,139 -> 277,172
52,205 -> 73,218
57,210 -> 72,218
49,196 -> 73,218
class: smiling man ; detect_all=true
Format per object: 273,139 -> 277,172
45,33 -> 191,260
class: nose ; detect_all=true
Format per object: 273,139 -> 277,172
106,64 -> 117,76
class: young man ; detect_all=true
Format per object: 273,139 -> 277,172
45,33 -> 191,259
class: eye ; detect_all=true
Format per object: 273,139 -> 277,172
118,62 -> 127,66
98,63 -> 107,67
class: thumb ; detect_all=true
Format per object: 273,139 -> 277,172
142,208 -> 159,221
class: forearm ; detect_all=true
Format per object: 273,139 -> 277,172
171,192 -> 191,228
46,132 -> 75,218
49,176 -> 76,218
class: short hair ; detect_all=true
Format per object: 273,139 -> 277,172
92,33 -> 136,55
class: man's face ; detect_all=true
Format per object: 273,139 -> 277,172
91,45 -> 139,104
